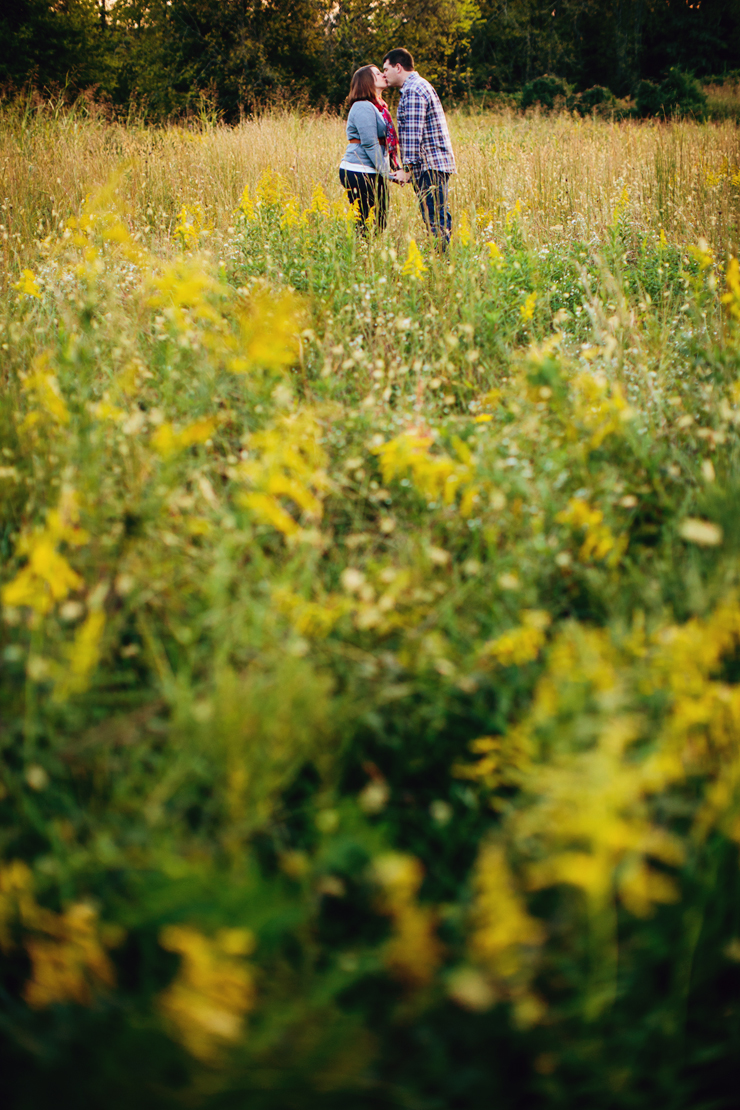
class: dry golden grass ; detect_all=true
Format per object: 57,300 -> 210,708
704,78 -> 740,122
1,105 -> 740,284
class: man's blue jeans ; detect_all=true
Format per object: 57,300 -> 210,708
412,168 -> 452,245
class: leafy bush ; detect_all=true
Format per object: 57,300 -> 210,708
520,74 -> 570,111
636,67 -> 708,119
570,84 -> 618,117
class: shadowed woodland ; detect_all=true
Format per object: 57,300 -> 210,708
2,1 -> 740,116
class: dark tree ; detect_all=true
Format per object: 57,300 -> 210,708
1,0 -> 740,114
0,0 -> 98,88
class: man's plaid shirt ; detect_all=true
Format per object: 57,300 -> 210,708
397,71 -> 456,174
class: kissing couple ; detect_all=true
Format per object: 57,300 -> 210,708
339,48 -> 456,246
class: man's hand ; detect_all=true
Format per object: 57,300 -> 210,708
391,169 -> 413,185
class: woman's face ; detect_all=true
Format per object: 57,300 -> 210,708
371,66 -> 388,93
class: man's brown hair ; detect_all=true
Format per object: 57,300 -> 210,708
382,48 -> 414,71
348,66 -> 379,106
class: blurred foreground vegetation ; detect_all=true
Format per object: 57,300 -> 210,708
1,107 -> 740,1107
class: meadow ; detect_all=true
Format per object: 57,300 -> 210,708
1,102 -> 740,1108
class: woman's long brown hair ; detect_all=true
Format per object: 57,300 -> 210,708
347,66 -> 380,106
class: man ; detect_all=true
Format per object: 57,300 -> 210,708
383,48 -> 456,246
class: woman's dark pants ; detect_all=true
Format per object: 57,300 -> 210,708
339,168 -> 389,234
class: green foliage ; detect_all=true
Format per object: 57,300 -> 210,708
520,74 -> 570,111
569,84 -> 618,117
0,0 -> 103,90
519,76 -> 625,121
324,0 -> 481,105
2,119 -> 740,1107
470,0 -> 740,100
2,1 -> 739,117
636,67 -> 708,120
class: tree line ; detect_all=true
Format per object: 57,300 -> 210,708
1,0 -> 739,118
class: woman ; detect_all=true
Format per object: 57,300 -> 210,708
340,65 -> 398,234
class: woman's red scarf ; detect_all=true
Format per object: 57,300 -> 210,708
375,99 -> 399,170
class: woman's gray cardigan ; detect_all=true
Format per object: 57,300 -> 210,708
342,101 -> 389,176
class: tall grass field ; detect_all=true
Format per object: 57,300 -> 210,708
2,101 -> 740,1108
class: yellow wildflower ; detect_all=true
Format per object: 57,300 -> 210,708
0,861 -> 121,1008
457,211 -> 472,247
373,854 -> 442,987
402,239 -> 426,279
175,203 -> 211,250
21,353 -> 69,427
470,843 -> 544,972
0,861 -> 36,950
722,257 -> 740,320
505,199 -> 522,228
151,417 -> 216,458
467,843 -> 544,1021
520,292 -> 537,322
14,269 -> 42,299
24,903 -> 117,1009
272,586 -> 350,639
306,184 -> 330,218
689,237 -> 714,273
373,431 -> 481,514
148,259 -> 225,331
236,184 -> 255,221
519,711 -> 683,915
53,610 -> 106,701
231,285 -> 302,375
256,168 -> 288,207
88,398 -> 125,423
331,196 -> 359,226
571,371 -> 632,449
481,611 -> 551,667
238,410 -> 330,539
242,491 -> 301,537
3,490 -> 88,616
158,925 -> 256,1062
556,497 -> 624,563
611,185 -> 629,226
281,194 -> 304,229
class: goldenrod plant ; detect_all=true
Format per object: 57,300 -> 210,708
1,104 -> 740,1109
